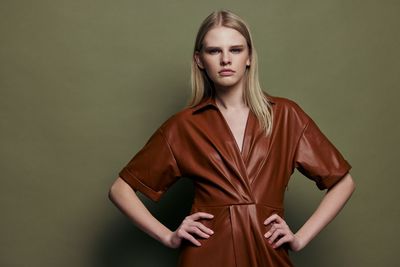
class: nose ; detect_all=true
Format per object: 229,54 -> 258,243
220,50 -> 231,65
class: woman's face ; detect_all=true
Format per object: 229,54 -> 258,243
195,26 -> 251,89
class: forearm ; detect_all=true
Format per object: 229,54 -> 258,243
294,173 -> 356,250
108,177 -> 173,247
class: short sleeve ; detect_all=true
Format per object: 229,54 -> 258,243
293,117 -> 352,190
118,126 -> 182,202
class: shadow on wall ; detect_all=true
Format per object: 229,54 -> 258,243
285,186 -> 348,266
94,178 -> 194,267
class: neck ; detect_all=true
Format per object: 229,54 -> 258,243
214,80 -> 247,110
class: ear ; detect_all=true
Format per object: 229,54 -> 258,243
246,57 -> 251,67
194,51 -> 204,69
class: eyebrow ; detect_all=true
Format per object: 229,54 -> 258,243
204,45 -> 245,50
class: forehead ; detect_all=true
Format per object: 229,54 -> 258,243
203,26 -> 246,46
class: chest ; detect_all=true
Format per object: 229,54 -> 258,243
218,108 -> 250,153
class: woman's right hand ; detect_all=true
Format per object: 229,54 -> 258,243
165,212 -> 215,249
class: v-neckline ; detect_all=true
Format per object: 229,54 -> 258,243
214,104 -> 252,159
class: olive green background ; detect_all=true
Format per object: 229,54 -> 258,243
1,0 -> 398,266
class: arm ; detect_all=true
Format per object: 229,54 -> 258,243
292,172 -> 356,250
108,177 -> 173,247
108,177 -> 215,248
264,172 -> 356,251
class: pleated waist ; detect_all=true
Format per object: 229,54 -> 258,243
182,202 -> 293,267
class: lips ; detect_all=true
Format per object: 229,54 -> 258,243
219,69 -> 235,76
219,69 -> 235,73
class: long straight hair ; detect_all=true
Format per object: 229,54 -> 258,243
187,9 -> 274,136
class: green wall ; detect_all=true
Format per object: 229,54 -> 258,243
1,1 -> 398,266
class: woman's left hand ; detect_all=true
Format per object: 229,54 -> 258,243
263,213 -> 304,252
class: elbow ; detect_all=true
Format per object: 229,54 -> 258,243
345,172 -> 356,192
108,176 -> 136,201
343,172 -> 356,196
349,176 -> 356,194
108,179 -> 121,202
108,184 -> 117,202
327,172 -> 356,194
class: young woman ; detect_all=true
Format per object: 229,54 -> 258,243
109,9 -> 356,267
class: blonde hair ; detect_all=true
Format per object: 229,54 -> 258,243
186,9 -> 274,136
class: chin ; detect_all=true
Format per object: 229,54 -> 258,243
214,78 -> 242,88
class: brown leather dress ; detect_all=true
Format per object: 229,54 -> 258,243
118,93 -> 352,267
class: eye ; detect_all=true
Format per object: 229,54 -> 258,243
231,48 -> 242,53
208,49 -> 220,54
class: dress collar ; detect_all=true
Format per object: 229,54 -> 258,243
191,96 -> 218,113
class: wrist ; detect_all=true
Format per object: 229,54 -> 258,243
160,229 -> 174,248
291,232 -> 307,252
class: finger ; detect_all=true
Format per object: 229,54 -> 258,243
187,225 -> 211,239
264,224 -> 276,238
264,230 -> 272,238
264,223 -> 282,238
264,224 -> 279,239
192,221 -> 214,235
269,222 -> 284,231
190,212 -> 214,220
272,235 -> 292,249
180,230 -> 202,246
264,213 -> 285,225
264,213 -> 284,225
263,213 -> 280,225
268,229 -> 285,244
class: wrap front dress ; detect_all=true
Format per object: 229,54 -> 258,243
118,93 -> 352,267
